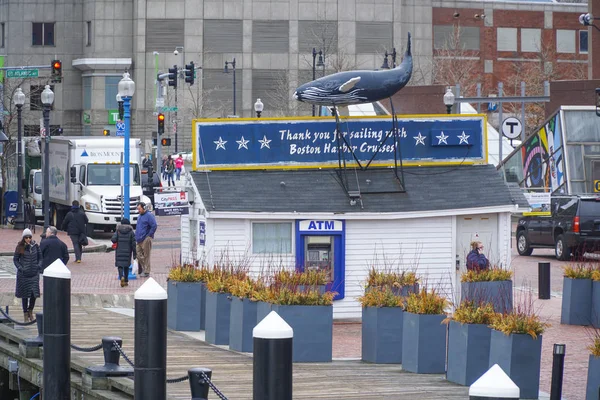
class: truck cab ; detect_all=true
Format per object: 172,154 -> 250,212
25,169 -> 43,221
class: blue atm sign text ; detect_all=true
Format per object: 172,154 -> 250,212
299,220 -> 343,232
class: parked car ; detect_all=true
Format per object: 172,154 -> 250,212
516,194 -> 600,260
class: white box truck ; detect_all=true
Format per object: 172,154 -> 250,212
42,136 -> 152,235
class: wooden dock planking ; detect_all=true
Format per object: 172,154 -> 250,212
16,307 -> 469,399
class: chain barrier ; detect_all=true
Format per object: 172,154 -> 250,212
201,371 -> 229,400
0,307 -> 37,326
112,340 -> 135,368
70,342 -> 103,352
166,375 -> 189,384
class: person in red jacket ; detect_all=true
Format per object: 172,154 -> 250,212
175,154 -> 184,181
466,241 -> 490,271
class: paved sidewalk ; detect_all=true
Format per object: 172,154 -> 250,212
0,224 -> 103,256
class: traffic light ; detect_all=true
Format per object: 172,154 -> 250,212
103,129 -> 110,136
161,138 -> 171,146
51,60 -> 62,83
168,65 -> 178,88
157,113 -> 165,135
184,61 -> 195,85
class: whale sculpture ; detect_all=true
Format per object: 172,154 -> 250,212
294,33 -> 412,106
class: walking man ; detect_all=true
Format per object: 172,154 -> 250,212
61,200 -> 88,263
135,202 -> 157,277
40,226 -> 69,270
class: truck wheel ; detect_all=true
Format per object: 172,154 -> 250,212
516,231 -> 533,256
85,224 -> 95,237
555,234 -> 571,261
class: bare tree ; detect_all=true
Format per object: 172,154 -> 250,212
503,39 -> 587,134
430,25 -> 480,96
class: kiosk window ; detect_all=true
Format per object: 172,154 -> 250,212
304,235 -> 334,282
252,222 -> 292,254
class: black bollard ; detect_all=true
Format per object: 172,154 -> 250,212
24,312 -> 44,347
253,311 -> 293,400
539,262 -> 551,299
85,336 -> 133,377
134,278 -> 168,400
189,367 -> 212,400
42,259 -> 71,399
550,344 -> 566,400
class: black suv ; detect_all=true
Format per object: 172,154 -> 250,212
516,195 -> 600,260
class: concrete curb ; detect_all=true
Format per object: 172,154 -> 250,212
0,244 -> 107,257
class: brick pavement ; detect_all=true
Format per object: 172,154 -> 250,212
0,217 -> 595,399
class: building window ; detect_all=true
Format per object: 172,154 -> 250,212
252,222 -> 292,254
497,28 -> 517,52
521,28 -> 541,52
86,21 -> 92,46
556,29 -> 575,53
580,30 -> 588,53
32,22 -> 55,46
433,25 -> 480,51
104,76 -> 121,109
1,23 -> 5,48
83,77 -> 92,110
30,85 -> 55,111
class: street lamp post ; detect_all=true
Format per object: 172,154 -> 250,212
41,85 -> 55,231
224,58 -> 236,116
254,98 -> 264,118
13,88 -> 25,229
380,48 -> 397,70
118,72 -> 135,221
311,48 -> 324,117
443,87 -> 455,115
173,46 -> 184,153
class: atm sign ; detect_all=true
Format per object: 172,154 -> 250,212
299,220 -> 343,232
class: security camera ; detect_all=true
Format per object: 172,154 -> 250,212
475,13 -> 485,20
174,49 -> 179,55
579,13 -> 592,26
453,12 -> 460,18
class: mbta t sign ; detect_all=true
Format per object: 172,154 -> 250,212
501,117 -> 522,140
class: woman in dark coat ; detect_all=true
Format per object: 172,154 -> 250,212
111,218 -> 137,287
466,241 -> 490,271
13,228 -> 42,322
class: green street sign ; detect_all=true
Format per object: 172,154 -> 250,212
6,69 -> 39,78
108,109 -> 120,125
161,106 -> 178,112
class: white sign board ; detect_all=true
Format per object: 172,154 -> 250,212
501,117 -> 522,139
154,191 -> 189,216
523,192 -> 551,216
298,220 -> 343,232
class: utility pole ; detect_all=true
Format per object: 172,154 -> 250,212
174,47 -> 184,153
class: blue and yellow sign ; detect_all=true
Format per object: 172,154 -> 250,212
192,115 -> 487,170
594,180 -> 600,193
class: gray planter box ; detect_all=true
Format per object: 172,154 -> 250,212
199,282 -> 207,330
229,297 -> 257,353
271,304 -> 333,362
461,280 -> 513,314
489,329 -> 542,399
586,355 -> 600,400
361,306 -> 403,364
204,291 -> 231,345
167,281 -> 202,331
591,281 -> 600,328
447,320 -> 491,386
256,301 -> 273,323
561,277 -> 592,326
402,312 -> 447,374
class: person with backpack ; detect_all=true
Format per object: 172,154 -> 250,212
13,228 -> 42,322
61,200 -> 89,263
111,218 -> 137,287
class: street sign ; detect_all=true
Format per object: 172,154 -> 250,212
6,69 -> 39,78
116,121 -> 125,137
501,117 -> 522,140
161,106 -> 178,112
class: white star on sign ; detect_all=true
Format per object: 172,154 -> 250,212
413,132 -> 426,146
258,135 -> 272,149
458,131 -> 470,144
236,136 -> 249,150
436,132 -> 449,145
214,137 -> 227,150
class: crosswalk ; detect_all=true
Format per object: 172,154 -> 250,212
0,269 -> 15,279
